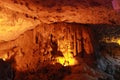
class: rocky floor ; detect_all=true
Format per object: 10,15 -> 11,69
13,63 -> 113,80
0,57 -> 118,80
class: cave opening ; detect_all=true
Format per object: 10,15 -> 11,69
0,23 -> 120,80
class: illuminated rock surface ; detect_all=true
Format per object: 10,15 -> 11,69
0,0 -> 120,42
0,0 -> 120,80
0,23 -> 119,80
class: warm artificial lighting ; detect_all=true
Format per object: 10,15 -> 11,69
102,37 -> 120,45
52,39 -> 78,66
117,39 -> 120,45
55,52 -> 78,66
0,54 -> 8,61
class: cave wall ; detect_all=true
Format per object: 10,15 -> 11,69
0,0 -> 120,43
91,25 -> 120,78
92,25 -> 120,65
1,23 -> 120,80
0,23 -> 93,71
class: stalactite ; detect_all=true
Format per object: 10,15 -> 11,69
76,27 -> 80,56
77,28 -> 81,54
73,27 -> 77,56
81,28 -> 85,57
0,23 -> 96,73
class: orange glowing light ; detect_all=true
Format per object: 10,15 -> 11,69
55,52 -> 78,66
54,39 -> 78,66
103,37 -> 120,45
117,39 -> 120,45
0,54 -> 8,61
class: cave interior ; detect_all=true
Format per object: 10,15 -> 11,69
0,0 -> 120,80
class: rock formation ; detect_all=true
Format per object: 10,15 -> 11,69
0,0 -> 120,80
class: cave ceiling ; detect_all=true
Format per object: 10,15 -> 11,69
0,0 -> 120,42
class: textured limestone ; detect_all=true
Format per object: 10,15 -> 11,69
0,23 -> 94,71
0,0 -> 120,42
0,5 -> 40,42
0,23 -> 119,80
